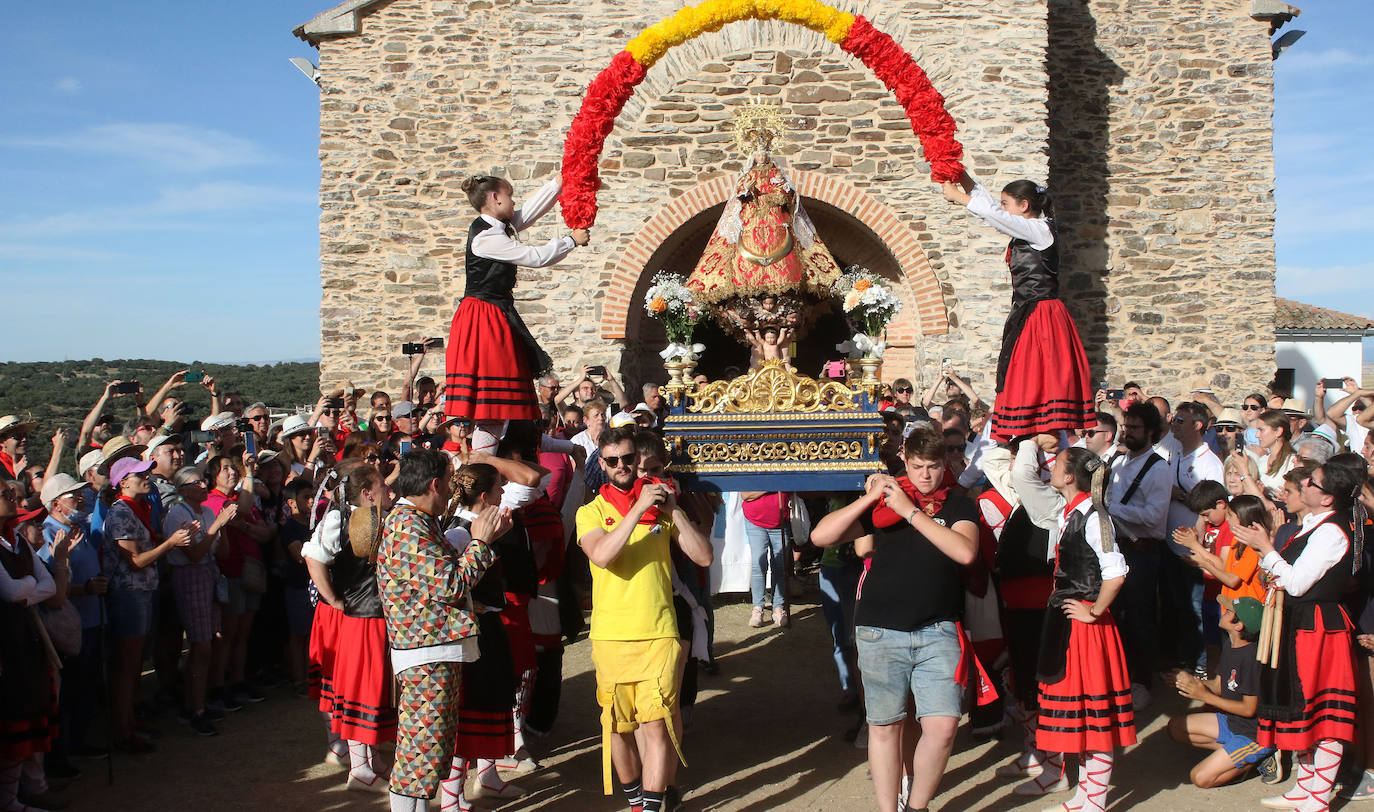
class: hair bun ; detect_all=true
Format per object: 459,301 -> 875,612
460,176 -> 480,193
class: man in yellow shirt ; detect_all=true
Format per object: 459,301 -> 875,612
576,426 -> 713,812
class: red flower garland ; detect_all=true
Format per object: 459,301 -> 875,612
561,50 -> 648,229
839,16 -> 964,182
559,14 -> 965,228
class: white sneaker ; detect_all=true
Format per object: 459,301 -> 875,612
472,780 -> 527,800
1258,793 -> 1306,809
897,775 -> 912,810
347,769 -> 388,793
749,606 -> 766,628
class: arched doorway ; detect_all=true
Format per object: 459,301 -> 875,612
618,198 -> 909,386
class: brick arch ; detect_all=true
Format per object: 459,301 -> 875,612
599,170 -> 949,342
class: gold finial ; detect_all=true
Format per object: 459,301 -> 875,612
732,103 -> 787,157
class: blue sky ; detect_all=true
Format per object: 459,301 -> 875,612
0,1 -> 1370,363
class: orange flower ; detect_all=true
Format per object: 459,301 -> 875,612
854,278 -> 872,292
649,297 -> 668,313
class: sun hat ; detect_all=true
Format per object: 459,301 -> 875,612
631,402 -> 654,414
109,456 -> 155,488
97,436 -> 146,475
609,412 -> 637,429
0,415 -> 37,439
201,412 -> 236,432
40,473 -> 85,511
1213,407 -> 1245,428
280,415 -> 314,440
1279,398 -> 1309,418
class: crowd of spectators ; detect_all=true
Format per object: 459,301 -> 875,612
2,352 -> 1373,811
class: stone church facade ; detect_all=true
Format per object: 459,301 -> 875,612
295,0 -> 1286,403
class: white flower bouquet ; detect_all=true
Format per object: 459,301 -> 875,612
833,266 -> 901,356
644,272 -> 706,361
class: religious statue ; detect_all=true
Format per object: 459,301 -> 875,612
686,106 -> 842,356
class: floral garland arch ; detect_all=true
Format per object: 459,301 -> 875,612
560,0 -> 966,229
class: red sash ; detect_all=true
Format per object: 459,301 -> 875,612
870,476 -> 949,529
598,477 -> 673,526
118,493 -> 161,543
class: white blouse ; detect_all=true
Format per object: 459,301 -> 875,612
1260,510 -> 1347,597
965,181 -> 1054,251
470,177 -> 575,268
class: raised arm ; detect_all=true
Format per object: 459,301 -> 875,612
78,381 -> 117,451
812,479 -> 884,547
920,374 -> 946,410
144,370 -> 187,417
945,369 -> 984,408
554,366 -> 590,406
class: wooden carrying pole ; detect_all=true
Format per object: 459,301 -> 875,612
1268,589 -> 1285,669
1257,589 -> 1275,665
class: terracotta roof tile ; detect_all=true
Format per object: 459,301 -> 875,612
1274,298 -> 1374,331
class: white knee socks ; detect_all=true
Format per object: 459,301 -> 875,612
1297,740 -> 1344,812
439,757 -> 471,812
389,792 -> 428,812
1069,751 -> 1113,812
348,741 -> 384,788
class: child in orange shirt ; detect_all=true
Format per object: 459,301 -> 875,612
1173,484 -> 1268,605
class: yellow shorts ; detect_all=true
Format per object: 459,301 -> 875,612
590,637 -> 686,792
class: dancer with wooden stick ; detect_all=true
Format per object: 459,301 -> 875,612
1234,454 -> 1368,812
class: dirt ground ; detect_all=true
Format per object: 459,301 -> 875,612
58,573 -> 1338,812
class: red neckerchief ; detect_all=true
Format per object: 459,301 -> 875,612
599,477 -> 674,526
442,439 -> 463,453
2,506 -> 46,540
1062,491 -> 1091,520
0,450 -> 15,479
117,494 -> 161,543
871,476 -> 950,529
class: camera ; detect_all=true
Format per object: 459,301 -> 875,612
425,337 -> 444,349
114,381 -> 140,395
187,430 -> 215,444
398,438 -> 412,455
235,417 -> 254,433
244,432 -> 258,456
184,371 -> 205,383
325,397 -> 345,410
587,365 -> 607,378
1322,377 -> 1345,389
402,342 -> 426,355
1106,389 -> 1126,401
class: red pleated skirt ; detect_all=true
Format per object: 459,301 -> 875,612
992,299 -> 1095,440
1257,605 -> 1357,750
1036,612 -> 1137,754
501,596 -> 538,676
444,297 -> 541,422
455,708 -> 514,759
329,615 -> 398,745
308,601 -> 342,711
0,674 -> 56,761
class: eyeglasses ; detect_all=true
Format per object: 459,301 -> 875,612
1303,476 -> 1333,495
180,480 -> 206,488
1241,404 -> 1261,411
895,387 -> 913,394
603,452 -> 637,469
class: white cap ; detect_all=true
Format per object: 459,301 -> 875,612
609,412 -> 637,428
40,473 -> 85,510
631,402 -> 653,414
78,449 -> 105,477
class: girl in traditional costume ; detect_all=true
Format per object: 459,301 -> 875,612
942,174 -> 1094,440
1234,453 -> 1366,812
303,461 -> 398,793
1028,446 -> 1136,812
445,175 -> 590,424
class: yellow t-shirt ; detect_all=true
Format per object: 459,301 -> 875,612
576,496 -> 679,642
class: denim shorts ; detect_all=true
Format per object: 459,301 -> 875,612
856,620 -> 964,725
107,589 -> 155,638
1216,713 -> 1275,767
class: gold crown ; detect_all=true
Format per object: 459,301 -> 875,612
732,103 -> 787,157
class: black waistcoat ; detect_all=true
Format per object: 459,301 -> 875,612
1281,512 -> 1355,606
1036,507 -> 1106,684
995,506 -> 1055,581
462,217 -> 551,375
996,231 -> 1060,392
331,535 -> 383,619
464,217 -> 518,306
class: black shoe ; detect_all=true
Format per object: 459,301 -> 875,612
18,789 -> 69,810
69,744 -> 109,760
46,759 -> 81,780
203,705 -> 226,722
190,714 -> 219,737
213,690 -> 243,712
664,785 -> 683,812
234,683 -> 266,704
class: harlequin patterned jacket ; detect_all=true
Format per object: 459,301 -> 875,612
377,502 -> 495,651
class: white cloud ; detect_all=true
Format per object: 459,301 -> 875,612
1,122 -> 270,172
1278,47 -> 1374,73
53,77 -> 81,94
0,181 -> 312,240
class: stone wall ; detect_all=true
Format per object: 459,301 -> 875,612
304,0 -> 1277,405
1048,0 -> 1278,398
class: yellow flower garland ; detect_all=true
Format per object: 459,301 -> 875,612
626,0 -> 856,69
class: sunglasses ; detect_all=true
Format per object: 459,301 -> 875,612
324,409 -> 343,417
1083,429 -> 1108,437
364,454 -> 381,462
895,387 -> 913,394
603,452 -> 637,469
946,444 -> 966,453
1241,404 -> 1261,411
1216,426 -> 1240,433
1303,476 -> 1333,496
248,415 -> 269,422
374,415 -> 393,421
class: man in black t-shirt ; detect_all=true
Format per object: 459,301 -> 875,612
813,426 -> 979,812
1166,596 -> 1277,788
